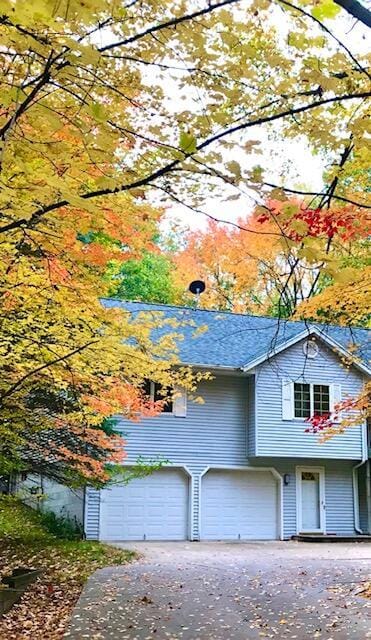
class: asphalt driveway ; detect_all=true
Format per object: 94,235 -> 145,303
65,541 -> 371,640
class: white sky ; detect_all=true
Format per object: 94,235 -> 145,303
161,136 -> 326,231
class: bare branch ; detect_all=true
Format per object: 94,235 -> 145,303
263,183 -> 371,208
277,0 -> 370,79
99,0 -> 242,52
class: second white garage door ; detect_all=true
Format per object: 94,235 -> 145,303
201,469 -> 278,540
99,468 -> 189,541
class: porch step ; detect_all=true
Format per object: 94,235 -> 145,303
292,535 -> 371,543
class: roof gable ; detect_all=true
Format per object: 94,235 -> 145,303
242,326 -> 371,376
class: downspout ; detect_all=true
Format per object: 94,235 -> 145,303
352,421 -> 368,535
367,460 -> 371,535
82,487 -> 87,540
353,461 -> 366,534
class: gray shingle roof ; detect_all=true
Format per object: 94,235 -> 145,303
103,299 -> 370,371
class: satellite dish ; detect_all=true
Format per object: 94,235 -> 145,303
189,280 -> 206,295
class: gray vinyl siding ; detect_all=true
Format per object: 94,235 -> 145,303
247,375 -> 256,457
86,458 -> 358,540
85,487 -> 100,539
86,375 -> 249,540
191,472 -> 202,540
255,339 -> 365,460
325,462 -> 355,535
115,376 -> 249,467
85,362 -> 364,539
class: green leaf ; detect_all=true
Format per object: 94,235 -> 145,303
291,219 -> 308,235
226,160 -> 241,180
179,130 -> 197,154
89,102 -> 107,122
249,165 -> 263,183
311,0 -> 341,20
331,267 -> 358,284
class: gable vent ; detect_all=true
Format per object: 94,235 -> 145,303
303,340 -> 319,359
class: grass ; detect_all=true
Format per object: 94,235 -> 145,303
0,495 -> 135,639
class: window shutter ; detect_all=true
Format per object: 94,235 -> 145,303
330,384 -> 342,422
282,379 -> 294,420
173,387 -> 187,417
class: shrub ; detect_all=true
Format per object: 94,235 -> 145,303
38,510 -> 83,540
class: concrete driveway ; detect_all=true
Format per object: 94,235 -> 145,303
65,541 -> 371,640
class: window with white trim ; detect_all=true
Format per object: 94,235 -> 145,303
294,383 -> 330,419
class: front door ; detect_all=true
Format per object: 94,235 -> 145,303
297,467 -> 325,534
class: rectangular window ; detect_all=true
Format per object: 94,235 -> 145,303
143,380 -> 173,413
294,383 -> 311,418
294,383 -> 330,419
313,384 -> 330,416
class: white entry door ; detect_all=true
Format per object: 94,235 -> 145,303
297,467 -> 325,533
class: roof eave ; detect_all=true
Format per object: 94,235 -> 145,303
182,362 -> 243,372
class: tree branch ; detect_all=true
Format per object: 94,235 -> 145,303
0,340 -> 98,402
0,52 -> 55,140
1,90 -> 370,234
318,140 -> 353,209
196,91 -> 371,151
263,183 -> 371,208
277,0 -> 370,78
99,0 -> 242,51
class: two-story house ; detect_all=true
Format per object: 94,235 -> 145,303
83,301 -> 371,542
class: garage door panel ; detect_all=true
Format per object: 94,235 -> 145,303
126,505 -> 145,518
100,468 -> 188,541
201,470 -> 278,540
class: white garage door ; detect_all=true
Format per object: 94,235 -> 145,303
201,470 -> 278,540
99,468 -> 189,541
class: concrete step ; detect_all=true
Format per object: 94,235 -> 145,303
292,534 -> 371,543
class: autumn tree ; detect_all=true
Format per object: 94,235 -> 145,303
109,251 -> 179,305
1,0 -> 369,236
0,0 -> 370,479
172,213 -> 282,313
171,197 -> 370,317
0,187 -> 208,485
